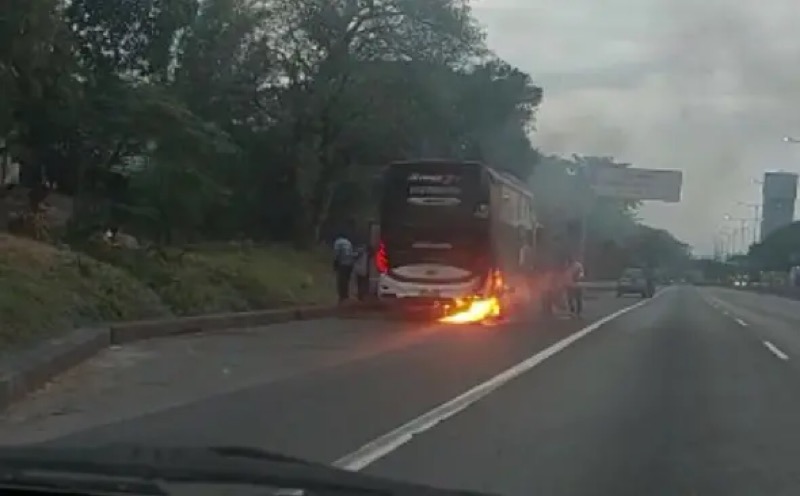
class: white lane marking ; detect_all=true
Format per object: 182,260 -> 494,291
705,293 -> 750,328
332,290 -> 666,471
764,341 -> 789,361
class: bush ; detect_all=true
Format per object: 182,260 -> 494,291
0,234 -> 169,348
81,241 -> 336,316
0,234 -> 336,350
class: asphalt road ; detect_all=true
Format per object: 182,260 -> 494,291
3,286 -> 800,495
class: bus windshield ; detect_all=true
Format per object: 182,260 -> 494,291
380,161 -> 488,231
379,161 -> 490,273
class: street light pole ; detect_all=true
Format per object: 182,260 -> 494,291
717,227 -> 733,260
737,201 -> 761,244
567,156 -> 592,263
724,215 -> 750,253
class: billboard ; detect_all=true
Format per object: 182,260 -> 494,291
589,166 -> 682,202
760,172 -> 797,241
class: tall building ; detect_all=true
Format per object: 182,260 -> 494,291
760,172 -> 798,241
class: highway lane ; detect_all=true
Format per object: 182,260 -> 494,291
0,291 -> 632,454
702,286 -> 800,361
9,286 -> 798,495
360,286 -> 800,496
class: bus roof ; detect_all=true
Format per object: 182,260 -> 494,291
486,166 -> 533,199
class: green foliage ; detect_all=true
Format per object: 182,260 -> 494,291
66,0 -> 197,79
0,234 -> 168,346
2,0 -> 545,244
0,233 -> 335,348
82,241 -> 336,315
749,221 -> 800,271
0,0 -> 685,278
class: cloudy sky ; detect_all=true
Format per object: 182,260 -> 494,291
472,0 -> 800,254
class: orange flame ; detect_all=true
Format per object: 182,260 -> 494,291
439,297 -> 501,324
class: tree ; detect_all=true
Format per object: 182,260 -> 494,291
1,0 -> 77,186
2,0 -> 689,261
256,0 -> 488,242
66,0 -> 197,81
749,221 -> 800,272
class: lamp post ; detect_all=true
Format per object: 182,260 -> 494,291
736,201 -> 761,244
724,214 -> 750,253
566,155 -> 593,263
716,227 -> 734,260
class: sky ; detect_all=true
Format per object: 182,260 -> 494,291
471,0 -> 800,254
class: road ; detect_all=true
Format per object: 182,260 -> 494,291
3,286 -> 800,495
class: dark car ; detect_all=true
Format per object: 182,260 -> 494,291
617,267 -> 653,298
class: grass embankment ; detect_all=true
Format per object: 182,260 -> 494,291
0,234 -> 335,349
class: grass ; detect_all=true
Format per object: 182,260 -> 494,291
0,234 -> 336,350
85,241 -> 336,315
0,234 -> 169,348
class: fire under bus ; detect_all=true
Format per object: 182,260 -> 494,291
375,159 -> 539,323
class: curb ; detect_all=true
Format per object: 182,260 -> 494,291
0,305 -> 339,412
109,305 -> 338,345
0,328 -> 110,411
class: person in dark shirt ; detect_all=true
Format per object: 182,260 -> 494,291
332,232 -> 355,303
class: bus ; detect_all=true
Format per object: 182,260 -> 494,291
375,159 -> 538,321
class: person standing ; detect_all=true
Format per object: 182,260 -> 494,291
518,229 -> 535,305
353,244 -> 370,301
565,256 -> 585,317
332,232 -> 355,303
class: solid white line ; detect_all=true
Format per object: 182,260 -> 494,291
764,341 -> 789,361
332,291 -> 665,471
735,318 -> 748,327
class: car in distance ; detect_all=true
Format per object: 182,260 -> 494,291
617,267 -> 653,298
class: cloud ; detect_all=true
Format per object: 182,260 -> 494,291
472,0 -> 800,253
